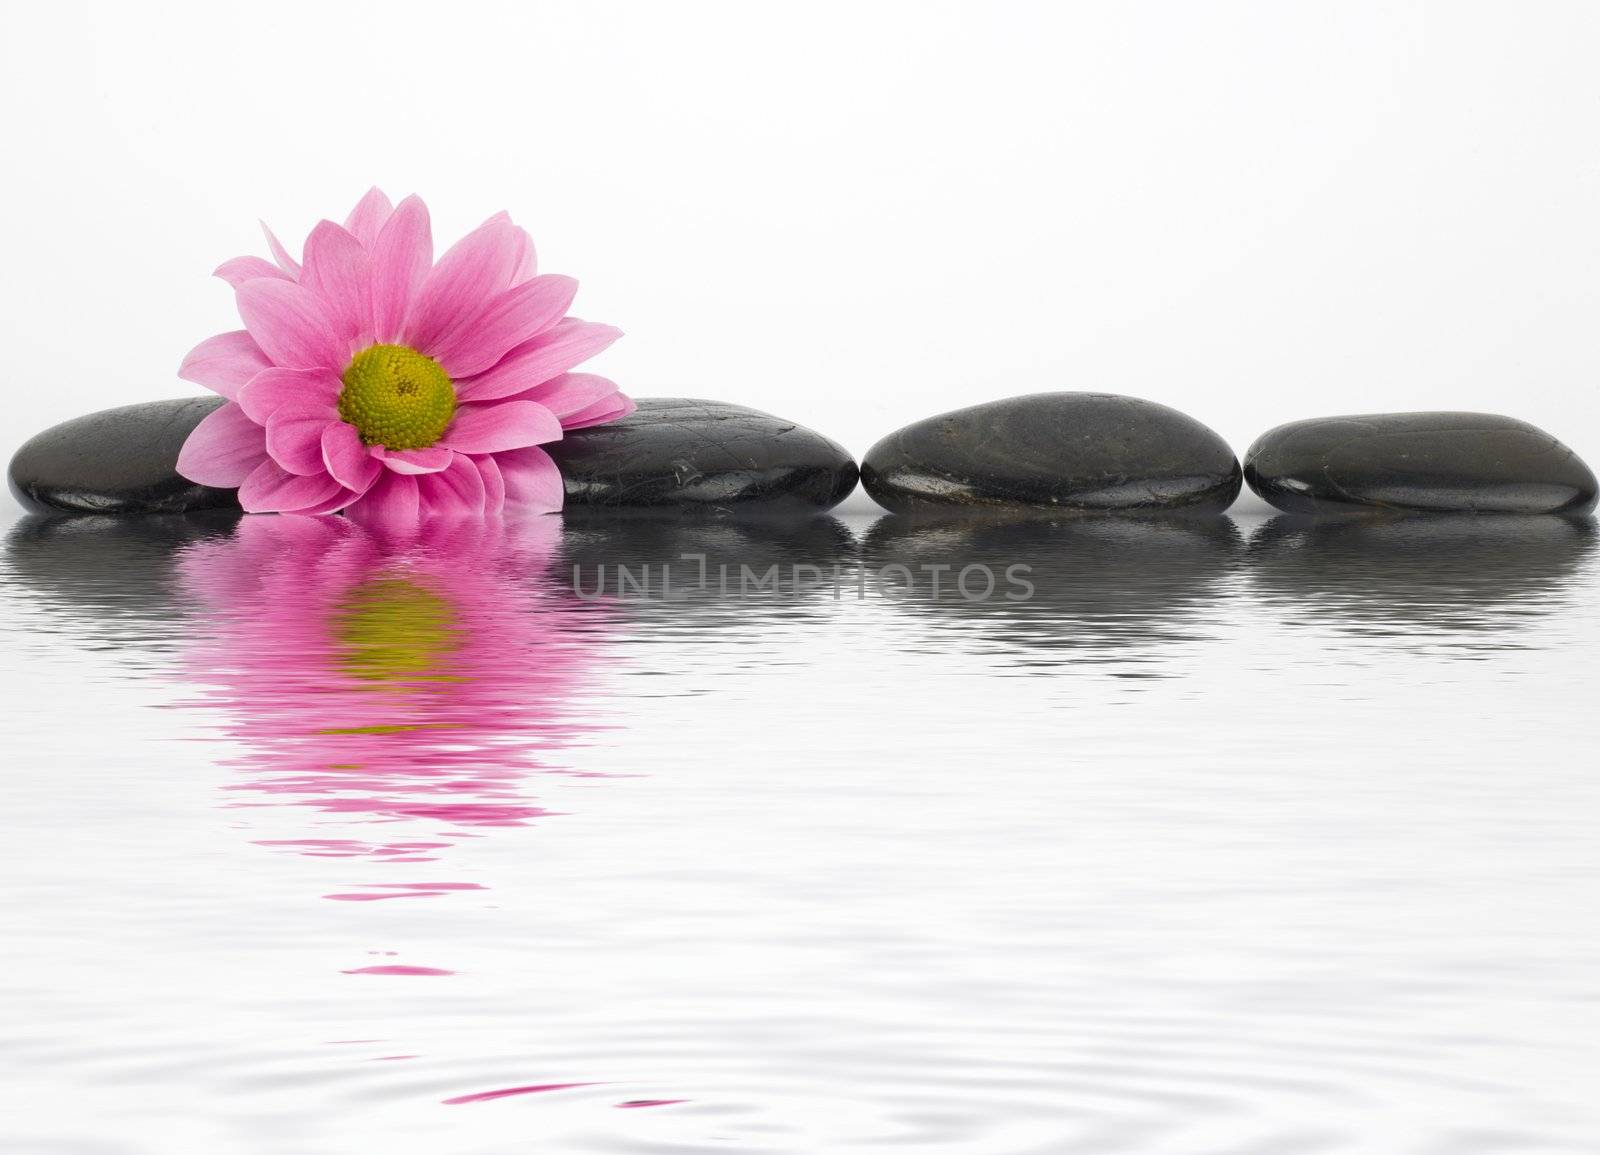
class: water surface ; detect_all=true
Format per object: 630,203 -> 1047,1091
2,509 -> 1596,1154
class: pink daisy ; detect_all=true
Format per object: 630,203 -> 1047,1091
175,188 -> 633,524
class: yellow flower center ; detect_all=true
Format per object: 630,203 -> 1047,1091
338,344 -> 456,449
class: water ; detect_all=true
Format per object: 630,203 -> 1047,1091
2,509 -> 1596,1154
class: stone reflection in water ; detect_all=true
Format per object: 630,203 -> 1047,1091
862,516 -> 1242,670
557,514 -> 857,626
1245,514 -> 1597,647
2,511 -> 239,647
174,514 -> 611,874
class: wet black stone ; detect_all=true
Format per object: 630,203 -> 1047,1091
548,398 -> 858,516
860,392 -> 1241,516
1243,412 -> 1599,516
9,397 -> 237,516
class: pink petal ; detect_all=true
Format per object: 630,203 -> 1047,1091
236,279 -> 348,371
178,330 -> 274,400
372,445 -> 454,475
321,422 -> 383,492
429,275 -> 578,379
476,455 -> 506,514
404,212 -> 524,353
343,187 -> 394,249
561,392 -> 637,430
455,318 -> 620,402
347,470 -> 421,529
511,372 -> 626,421
300,221 -> 372,345
439,400 -> 562,454
284,486 -> 361,516
214,256 -> 291,288
237,366 -> 342,424
509,225 -> 537,284
266,404 -> 337,476
176,401 -> 269,487
371,195 -> 432,344
417,454 -> 487,516
261,221 -> 302,276
238,459 -> 343,513
495,445 -> 565,514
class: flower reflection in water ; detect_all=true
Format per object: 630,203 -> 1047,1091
176,514 -> 609,884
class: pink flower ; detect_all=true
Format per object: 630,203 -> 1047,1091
175,188 -> 633,524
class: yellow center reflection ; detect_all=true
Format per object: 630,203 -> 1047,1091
321,574 -> 464,734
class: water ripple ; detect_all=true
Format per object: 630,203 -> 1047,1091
2,509 -> 1597,1153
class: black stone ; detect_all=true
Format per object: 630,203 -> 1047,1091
860,392 -> 1241,516
1243,412 -> 1598,516
9,396 -> 237,516
547,398 -> 858,516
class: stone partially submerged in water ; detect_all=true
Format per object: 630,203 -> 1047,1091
861,392 -> 1241,516
548,398 -> 859,516
8,395 -> 859,518
8,397 -> 235,516
1243,412 -> 1598,516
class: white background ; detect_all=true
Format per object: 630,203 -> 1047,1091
3,0 -> 1598,515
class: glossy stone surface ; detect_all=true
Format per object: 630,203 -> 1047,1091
860,392 -> 1241,516
548,398 -> 858,516
9,397 -> 236,516
1244,412 -> 1599,516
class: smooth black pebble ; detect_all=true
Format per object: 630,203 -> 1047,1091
548,398 -> 858,516
9,397 -> 235,516
1243,412 -> 1598,516
861,392 -> 1241,515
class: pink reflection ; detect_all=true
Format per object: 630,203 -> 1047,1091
176,515 -> 611,890
342,965 -> 456,977
323,891 -> 444,902
443,1083 -> 602,1105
